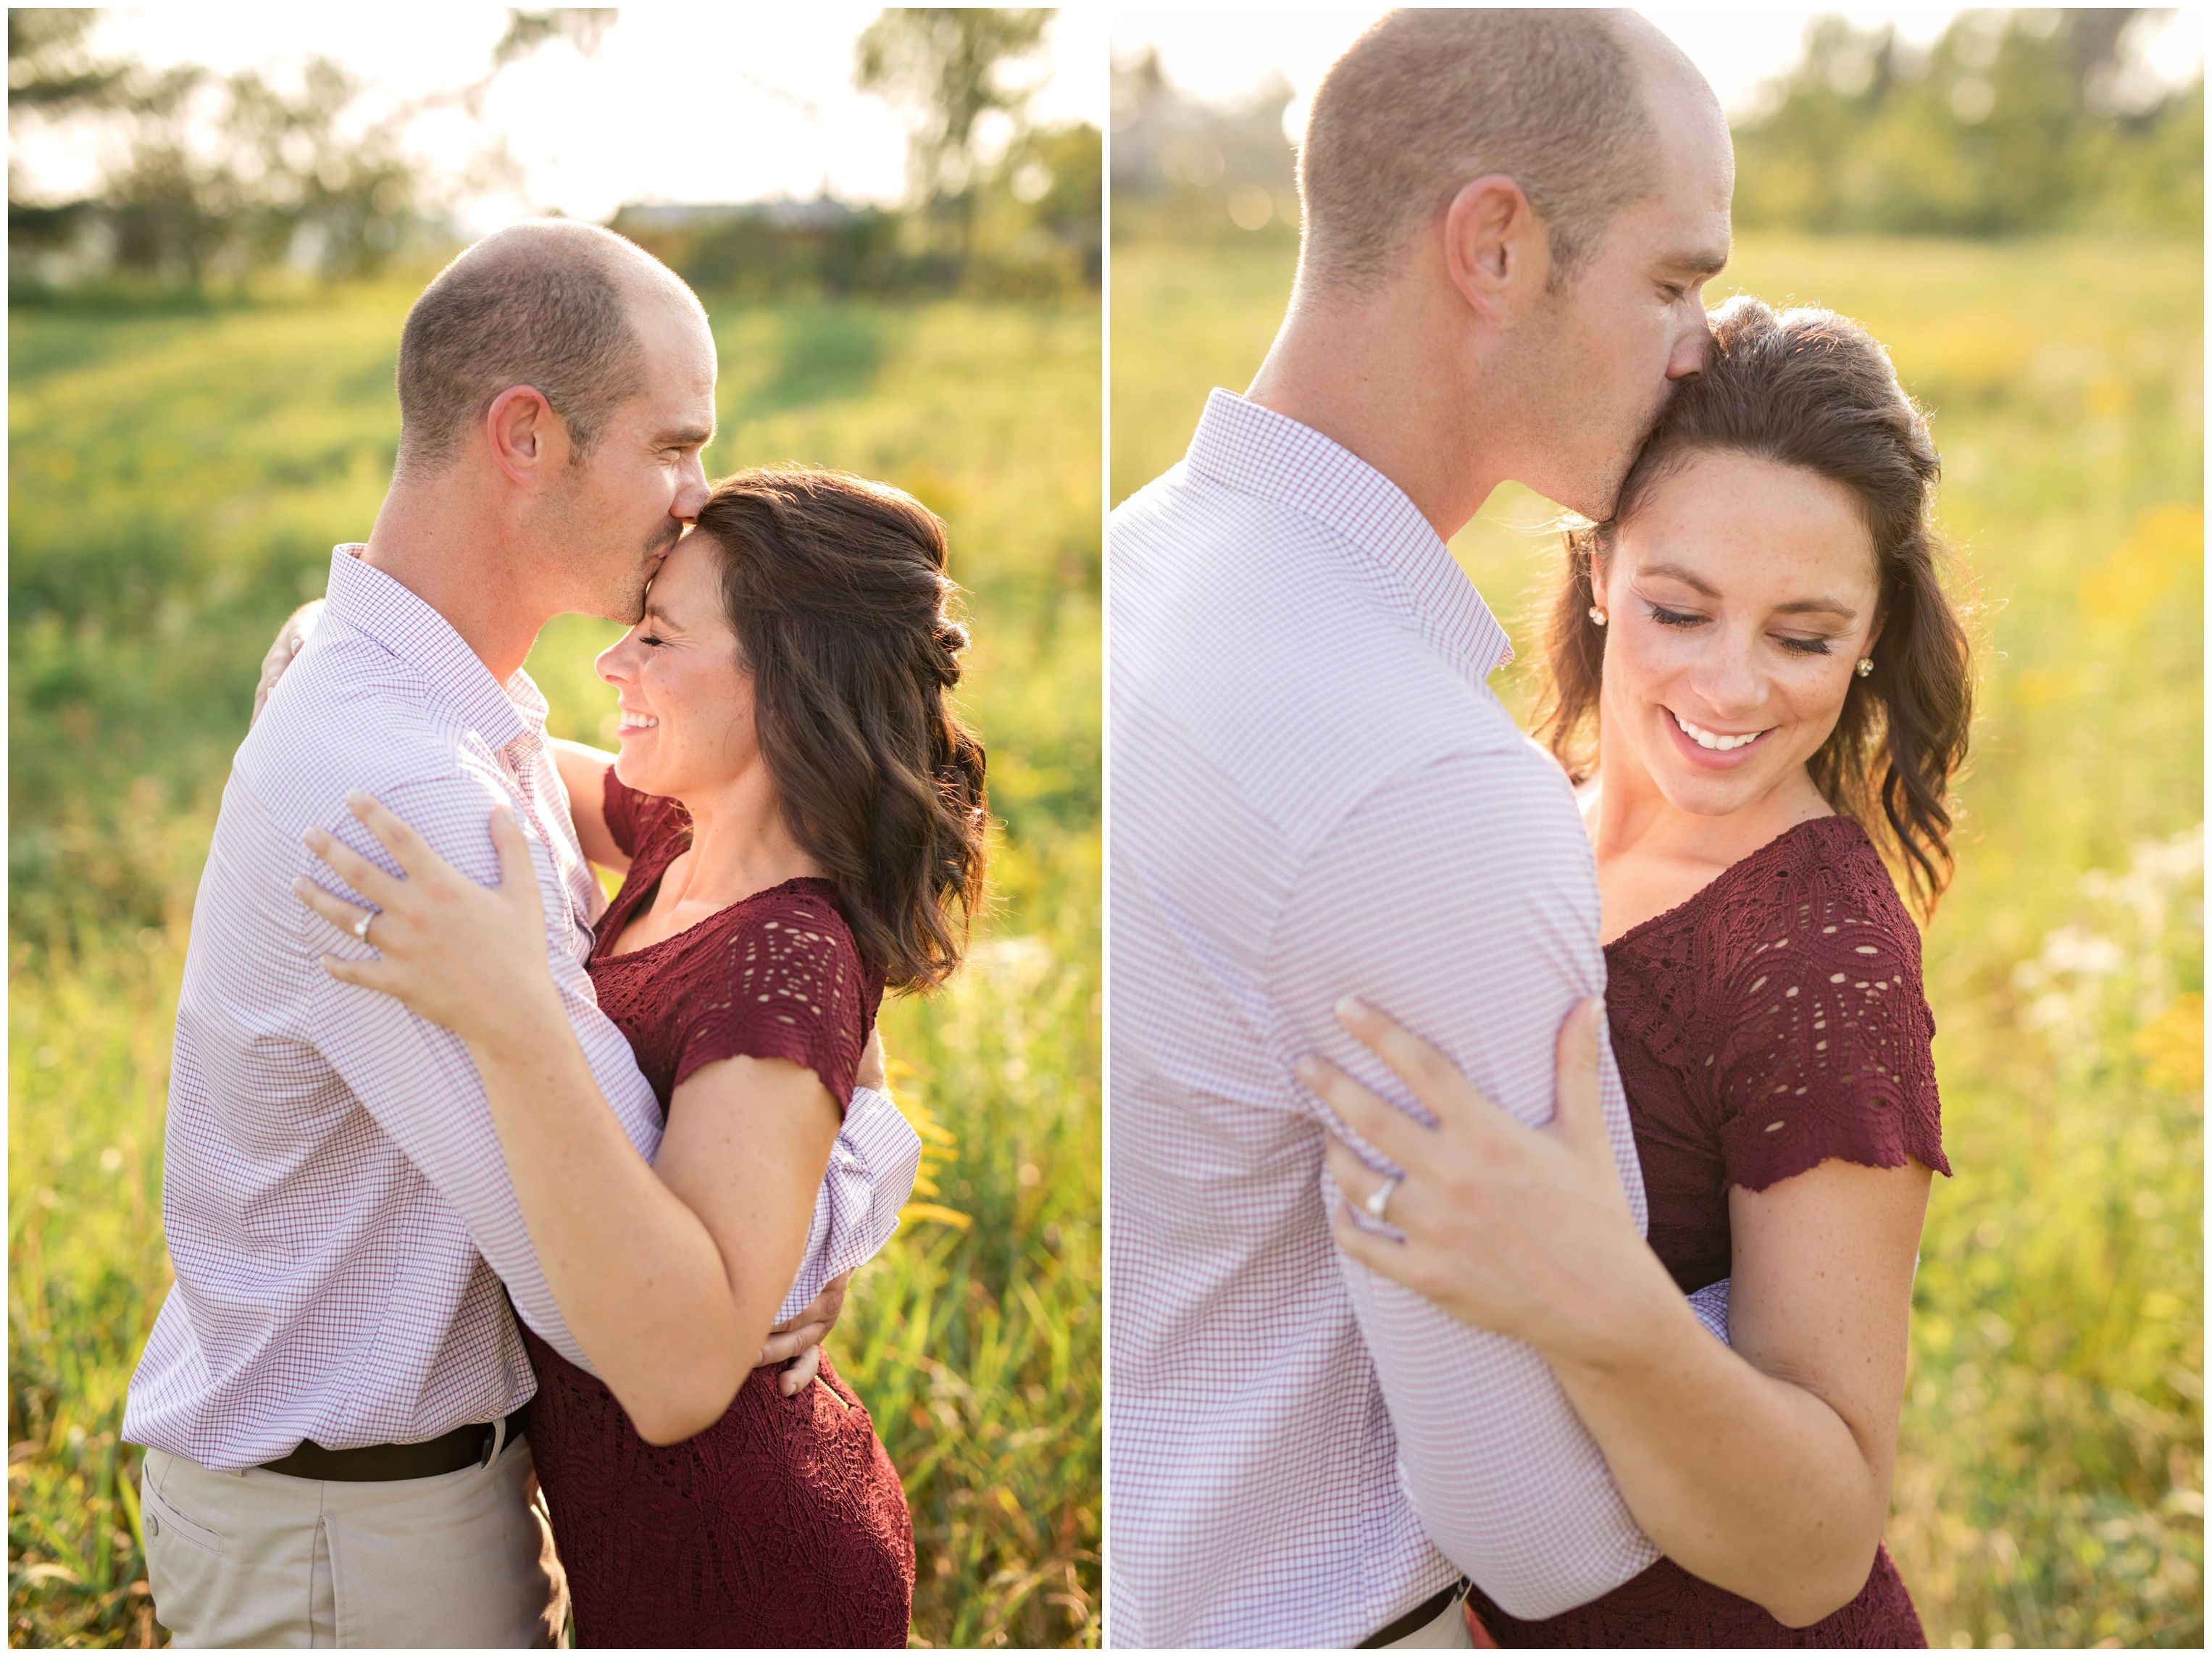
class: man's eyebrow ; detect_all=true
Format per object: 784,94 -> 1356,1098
655,423 -> 714,448
1666,246 -> 1731,280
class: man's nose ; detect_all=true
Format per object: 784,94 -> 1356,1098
1667,318 -> 1714,380
673,454 -> 712,521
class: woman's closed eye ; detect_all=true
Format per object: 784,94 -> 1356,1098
1647,603 -> 1841,656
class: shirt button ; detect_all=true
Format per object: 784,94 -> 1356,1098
147,1512 -> 160,1537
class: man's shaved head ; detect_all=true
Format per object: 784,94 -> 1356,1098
395,219 -> 704,475
1298,8 -> 1716,295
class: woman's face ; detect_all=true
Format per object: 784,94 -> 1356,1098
595,530 -> 759,801
1595,448 -> 1884,819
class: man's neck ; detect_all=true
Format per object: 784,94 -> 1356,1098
1243,287 -> 1502,543
361,482 -> 548,686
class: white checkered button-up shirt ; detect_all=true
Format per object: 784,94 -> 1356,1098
1111,391 -> 1709,1647
124,546 -> 919,1472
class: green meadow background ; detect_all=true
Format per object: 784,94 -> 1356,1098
1113,225 -> 2203,1648
9,287 -> 1101,1647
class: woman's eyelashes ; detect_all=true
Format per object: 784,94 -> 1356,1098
1640,601 -> 1840,655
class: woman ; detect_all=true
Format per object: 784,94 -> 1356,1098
291,467 -> 987,1645
1301,299 -> 1973,1645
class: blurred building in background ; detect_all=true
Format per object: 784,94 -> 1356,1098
7,7 -> 1099,301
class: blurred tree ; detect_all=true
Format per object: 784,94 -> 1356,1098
9,7 -> 619,293
8,9 -> 129,116
493,9 -> 617,70
855,7 -> 1052,260
8,9 -> 139,262
1734,9 -> 2201,237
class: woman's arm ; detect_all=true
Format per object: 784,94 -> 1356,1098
1307,1001 -> 1926,1628
299,795 -> 837,1444
465,1023 -> 840,1443
551,738 -> 628,875
1541,1160 -> 1927,1626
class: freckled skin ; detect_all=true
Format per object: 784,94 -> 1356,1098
1589,449 -> 1886,940
595,534 -> 758,804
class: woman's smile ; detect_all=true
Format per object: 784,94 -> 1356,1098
1664,708 -> 1772,767
1594,449 -> 1882,821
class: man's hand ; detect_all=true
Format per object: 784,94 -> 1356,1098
756,1271 -> 851,1396
855,1027 -> 888,1095
251,600 -> 325,727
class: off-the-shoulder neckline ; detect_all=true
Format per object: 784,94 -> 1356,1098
1603,814 -> 1874,956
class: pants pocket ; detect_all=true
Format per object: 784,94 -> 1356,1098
141,1459 -> 227,1557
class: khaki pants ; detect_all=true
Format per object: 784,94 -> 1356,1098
140,1426 -> 564,1648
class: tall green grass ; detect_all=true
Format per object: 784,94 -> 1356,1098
1112,230 -> 2203,1648
9,288 -> 1101,1648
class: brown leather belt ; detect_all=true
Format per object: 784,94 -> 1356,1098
259,1405 -> 529,1482
1358,1579 -> 1469,1648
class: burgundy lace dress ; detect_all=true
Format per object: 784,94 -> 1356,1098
517,770 -> 914,1647
1468,815 -> 1950,1648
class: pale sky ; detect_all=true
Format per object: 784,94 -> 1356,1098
1111,4 -> 2203,128
17,5 -> 1109,231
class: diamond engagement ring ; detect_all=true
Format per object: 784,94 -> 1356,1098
1364,1174 -> 1398,1223
354,911 -> 374,945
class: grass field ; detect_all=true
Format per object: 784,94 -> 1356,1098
9,285 -> 1102,1647
1113,228 -> 2203,1648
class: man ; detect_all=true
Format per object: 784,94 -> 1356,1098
1109,10 -> 1735,1647
123,220 -> 920,1647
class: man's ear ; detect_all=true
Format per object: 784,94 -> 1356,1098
483,384 -> 570,487
1443,174 -> 1550,326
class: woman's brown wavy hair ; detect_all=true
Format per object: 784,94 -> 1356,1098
691,467 -> 987,992
1530,296 -> 1974,918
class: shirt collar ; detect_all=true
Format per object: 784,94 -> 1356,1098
1182,388 -> 1514,680
322,546 -> 547,751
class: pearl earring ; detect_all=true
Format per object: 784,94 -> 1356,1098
1855,657 -> 1874,678
1588,606 -> 1608,627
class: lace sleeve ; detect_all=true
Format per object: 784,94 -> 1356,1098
1711,854 -> 1950,1193
670,891 -> 870,1114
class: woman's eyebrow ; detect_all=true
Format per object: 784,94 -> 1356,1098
1774,597 -> 1860,621
1639,560 -> 1721,596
